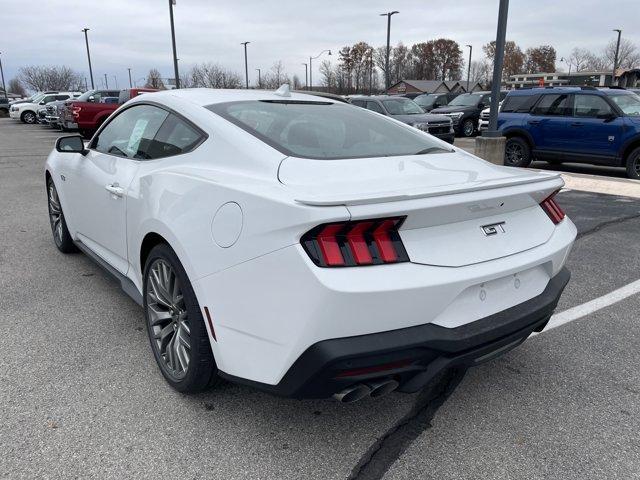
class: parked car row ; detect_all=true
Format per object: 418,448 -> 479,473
349,95 -> 455,143
8,88 -> 156,138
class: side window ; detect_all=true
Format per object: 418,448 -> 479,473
94,104 -> 169,159
55,95 -> 70,101
108,91 -> 120,98
351,100 -> 365,108
146,114 -> 204,159
532,94 -> 570,116
573,95 -> 613,118
366,101 -> 385,114
42,96 -> 56,104
501,94 -> 540,113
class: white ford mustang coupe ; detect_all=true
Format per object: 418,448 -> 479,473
45,87 -> 576,403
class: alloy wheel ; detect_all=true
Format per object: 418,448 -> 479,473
146,259 -> 191,380
505,143 -> 524,165
47,182 -> 64,247
23,112 -> 36,124
463,120 -> 474,137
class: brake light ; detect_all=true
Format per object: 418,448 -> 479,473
301,217 -> 409,267
72,106 -> 81,118
540,191 -> 565,224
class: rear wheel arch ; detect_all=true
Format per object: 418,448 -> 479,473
621,137 -> 640,167
504,129 -> 535,150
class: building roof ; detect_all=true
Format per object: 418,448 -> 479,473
388,80 -> 447,93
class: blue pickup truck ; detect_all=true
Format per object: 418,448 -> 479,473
498,87 -> 640,179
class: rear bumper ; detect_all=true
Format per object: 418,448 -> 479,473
221,267 -> 570,398
61,119 -> 78,130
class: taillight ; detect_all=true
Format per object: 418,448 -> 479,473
301,217 -> 409,267
540,191 -> 565,224
72,106 -> 81,118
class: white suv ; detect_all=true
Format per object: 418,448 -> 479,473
10,92 -> 81,124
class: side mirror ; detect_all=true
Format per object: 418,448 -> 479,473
40,100 -> 46,105
56,135 -> 88,155
433,103 -> 441,108
88,96 -> 95,102
477,103 -> 486,110
601,113 -> 617,122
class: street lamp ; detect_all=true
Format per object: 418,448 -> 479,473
241,42 -> 250,88
168,0 -> 180,89
309,49 -> 331,90
484,0 -> 509,137
0,52 -> 7,101
82,28 -> 94,89
466,45 -> 472,92
255,68 -> 261,88
380,11 -> 399,90
113,75 -> 118,89
103,73 -> 108,89
612,29 -> 622,86
301,63 -> 308,90
559,57 -> 573,77
127,68 -> 133,88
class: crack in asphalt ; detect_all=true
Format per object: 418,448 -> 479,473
348,368 -> 466,480
576,213 -> 640,240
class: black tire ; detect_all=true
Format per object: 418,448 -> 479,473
504,136 -> 532,168
46,176 -> 78,253
143,243 -> 220,393
461,118 -> 476,137
625,147 -> 640,180
21,110 -> 37,124
547,159 -> 562,165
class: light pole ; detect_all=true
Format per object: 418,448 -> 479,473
82,28 -> 95,89
104,73 -> 108,89
255,68 -> 261,88
612,29 -> 622,86
466,44 -> 472,92
241,42 -> 250,88
484,0 -> 509,137
127,68 -> 133,88
302,63 -> 308,89
369,52 -> 374,95
560,57 -> 572,77
0,52 -> 7,101
309,50 -> 331,90
113,75 -> 118,89
168,0 -> 180,89
380,11 -> 399,90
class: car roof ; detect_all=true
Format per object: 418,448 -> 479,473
131,88 -> 345,107
505,86 -> 635,97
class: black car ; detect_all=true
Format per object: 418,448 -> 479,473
0,97 -> 9,117
431,91 -> 508,137
351,95 -> 455,143
412,92 -> 460,112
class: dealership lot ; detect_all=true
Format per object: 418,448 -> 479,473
1,118 -> 639,479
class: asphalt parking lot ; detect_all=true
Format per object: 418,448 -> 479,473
1,118 -> 640,480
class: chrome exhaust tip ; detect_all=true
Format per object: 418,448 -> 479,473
333,384 -> 371,403
367,379 -> 399,399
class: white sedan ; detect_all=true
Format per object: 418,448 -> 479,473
45,86 -> 576,403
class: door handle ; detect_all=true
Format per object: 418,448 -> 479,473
527,120 -> 540,125
570,122 -> 584,127
105,184 -> 125,197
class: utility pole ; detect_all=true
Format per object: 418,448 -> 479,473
255,68 -> 261,88
301,63 -> 308,89
466,44 -> 473,92
0,53 -> 8,101
241,42 -> 250,88
104,73 -> 108,89
380,11 -> 399,91
82,28 -> 95,89
168,0 -> 180,89
612,29 -> 622,86
127,68 -> 133,88
113,75 -> 118,89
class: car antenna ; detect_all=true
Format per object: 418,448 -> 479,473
274,84 -> 291,98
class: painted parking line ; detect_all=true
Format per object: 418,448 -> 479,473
535,278 -> 640,335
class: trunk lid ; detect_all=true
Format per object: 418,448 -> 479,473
280,152 -> 564,267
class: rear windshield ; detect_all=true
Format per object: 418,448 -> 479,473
448,93 -> 483,107
206,100 -> 452,160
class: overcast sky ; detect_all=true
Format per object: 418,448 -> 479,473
2,0 -> 639,89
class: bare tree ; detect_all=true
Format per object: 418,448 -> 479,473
145,69 -> 165,89
568,47 -> 591,72
262,61 -> 290,89
8,78 -> 27,96
188,63 -> 242,89
292,74 -> 302,90
469,59 -> 491,85
18,65 -> 82,91
604,38 -> 640,70
319,59 -> 336,90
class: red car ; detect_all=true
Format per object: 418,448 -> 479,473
61,88 -> 157,137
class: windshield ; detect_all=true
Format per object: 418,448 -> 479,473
76,90 -> 99,102
414,95 -> 436,108
448,93 -> 483,107
207,100 -> 452,160
608,93 -> 640,116
30,94 -> 46,104
382,98 -> 424,115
